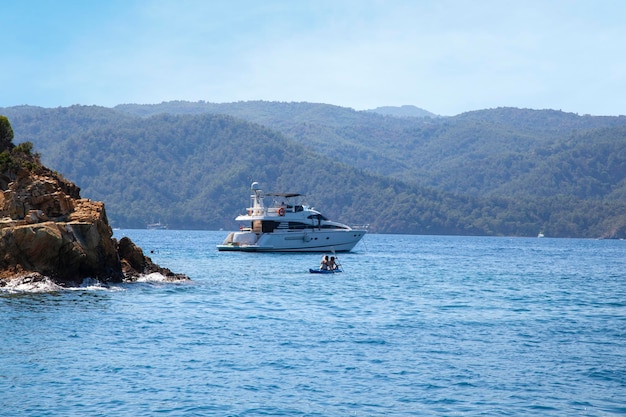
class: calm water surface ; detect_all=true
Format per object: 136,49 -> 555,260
1,231 -> 625,416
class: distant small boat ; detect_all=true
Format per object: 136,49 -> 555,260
147,221 -> 167,230
309,268 -> 343,274
537,232 -> 545,238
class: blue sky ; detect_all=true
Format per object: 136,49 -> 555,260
2,0 -> 624,116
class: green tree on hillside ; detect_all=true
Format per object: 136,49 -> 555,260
0,115 -> 15,151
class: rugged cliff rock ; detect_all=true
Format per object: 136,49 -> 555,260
0,116 -> 187,287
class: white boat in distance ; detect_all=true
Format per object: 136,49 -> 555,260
217,182 -> 366,252
147,221 -> 167,230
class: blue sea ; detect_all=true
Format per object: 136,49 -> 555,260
1,230 -> 625,416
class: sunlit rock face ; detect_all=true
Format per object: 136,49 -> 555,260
0,167 -> 187,287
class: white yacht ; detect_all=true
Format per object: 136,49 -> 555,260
217,182 -> 366,252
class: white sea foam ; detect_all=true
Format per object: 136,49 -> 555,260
0,275 -> 63,293
0,273 -> 185,294
0,276 -> 123,293
136,272 -> 171,283
71,277 -> 124,292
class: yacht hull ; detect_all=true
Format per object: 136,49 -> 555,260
217,230 -> 365,252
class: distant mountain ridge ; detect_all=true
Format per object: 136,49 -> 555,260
2,101 -> 626,238
365,105 -> 438,118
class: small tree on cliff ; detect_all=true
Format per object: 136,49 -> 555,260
0,117 -> 42,178
0,115 -> 15,151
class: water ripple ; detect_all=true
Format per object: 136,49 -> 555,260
1,232 -> 625,416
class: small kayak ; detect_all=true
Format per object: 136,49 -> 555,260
309,268 -> 343,274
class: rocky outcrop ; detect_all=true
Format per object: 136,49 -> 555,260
116,236 -> 186,281
0,167 -> 188,287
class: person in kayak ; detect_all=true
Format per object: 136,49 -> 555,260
320,255 -> 330,270
328,256 -> 338,271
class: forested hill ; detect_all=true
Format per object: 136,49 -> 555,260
114,101 -> 626,199
2,103 -> 626,238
